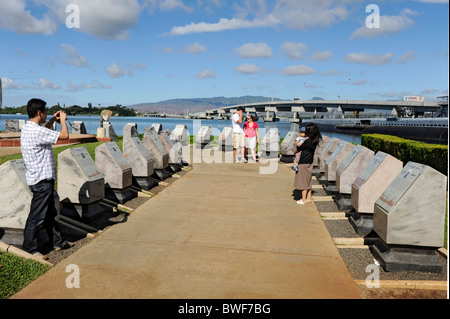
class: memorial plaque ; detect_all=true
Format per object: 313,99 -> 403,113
0,159 -> 33,229
5,119 -> 25,132
143,127 -> 169,169
336,145 -> 374,194
313,136 -> 331,167
219,127 -> 233,151
152,124 -> 162,133
103,122 -> 117,141
195,126 -> 212,148
123,137 -> 159,189
95,142 -> 133,203
280,131 -> 300,163
317,138 -> 341,173
58,147 -> 104,220
123,123 -> 139,141
325,141 -> 355,182
351,152 -> 403,214
171,124 -> 188,146
71,121 -> 87,134
372,162 -> 447,272
260,128 -> 280,158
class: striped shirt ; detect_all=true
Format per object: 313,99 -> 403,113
20,121 -> 60,186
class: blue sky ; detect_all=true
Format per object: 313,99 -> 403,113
0,0 -> 448,108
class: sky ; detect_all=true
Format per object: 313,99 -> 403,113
0,0 -> 449,109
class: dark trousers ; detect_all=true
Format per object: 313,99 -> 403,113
22,180 -> 66,254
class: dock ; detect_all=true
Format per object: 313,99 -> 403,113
11,146 -> 361,299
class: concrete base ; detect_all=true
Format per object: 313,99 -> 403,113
152,169 -> 171,181
334,193 -> 353,211
317,174 -> 328,185
105,187 -> 134,204
259,151 -> 279,159
132,176 -> 159,190
220,145 -> 234,152
312,167 -> 320,177
279,155 -> 294,163
0,227 -> 24,249
324,182 -> 338,195
168,163 -> 182,173
348,210 -> 374,236
60,201 -> 105,222
372,239 -> 443,273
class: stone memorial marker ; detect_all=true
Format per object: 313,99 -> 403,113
170,124 -> 188,146
334,145 -> 374,210
280,131 -> 300,163
349,152 -> 403,235
5,119 -> 25,132
317,138 -> 341,184
98,109 -> 113,138
372,162 -> 447,272
219,127 -> 233,152
142,126 -> 170,180
58,147 -> 104,221
0,159 -> 38,247
71,121 -> 87,134
260,128 -> 280,158
323,141 -> 355,194
123,123 -> 139,141
152,123 -> 162,134
103,122 -> 117,141
95,142 -> 133,204
158,132 -> 183,172
195,126 -> 212,149
311,135 -> 331,176
123,136 -> 159,189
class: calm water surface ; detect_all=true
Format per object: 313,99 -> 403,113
0,114 -> 361,144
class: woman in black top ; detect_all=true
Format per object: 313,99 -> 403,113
294,123 -> 322,204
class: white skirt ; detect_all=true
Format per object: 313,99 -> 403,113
246,136 -> 257,149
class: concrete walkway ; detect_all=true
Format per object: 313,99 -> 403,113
12,148 -> 361,299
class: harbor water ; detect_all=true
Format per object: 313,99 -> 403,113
0,114 -> 361,144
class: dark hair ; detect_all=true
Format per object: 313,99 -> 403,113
247,115 -> 255,121
237,106 -> 244,112
27,98 -> 47,119
306,123 -> 322,148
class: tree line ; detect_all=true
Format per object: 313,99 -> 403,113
1,103 -> 137,117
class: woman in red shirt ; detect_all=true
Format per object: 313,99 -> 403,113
243,115 -> 259,162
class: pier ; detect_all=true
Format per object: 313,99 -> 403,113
10,146 -> 361,299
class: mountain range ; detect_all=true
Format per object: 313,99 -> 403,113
127,96 -> 289,114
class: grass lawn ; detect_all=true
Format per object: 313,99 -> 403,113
0,252 -> 51,299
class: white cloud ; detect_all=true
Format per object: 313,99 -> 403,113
351,9 -> 416,39
184,42 -> 207,54
67,81 -> 112,92
195,69 -> 216,79
0,0 -> 57,35
45,0 -> 141,40
236,64 -> 263,74
1,77 -> 29,89
106,62 -> 146,77
60,44 -> 89,67
282,65 -> 316,76
281,42 -> 308,60
345,52 -> 394,65
166,16 -> 279,36
158,0 -> 193,12
319,69 -> 344,76
234,42 -> 272,59
106,63 -> 124,78
38,78 -> 61,90
397,51 -> 417,64
310,51 -> 334,61
165,1 -> 351,36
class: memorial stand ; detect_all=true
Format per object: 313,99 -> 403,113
372,162 -> 446,273
316,138 -> 341,185
323,141 -> 355,195
279,131 -> 300,163
260,128 -> 280,159
142,126 -> 171,180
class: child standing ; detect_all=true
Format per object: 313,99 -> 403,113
291,127 -> 308,172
